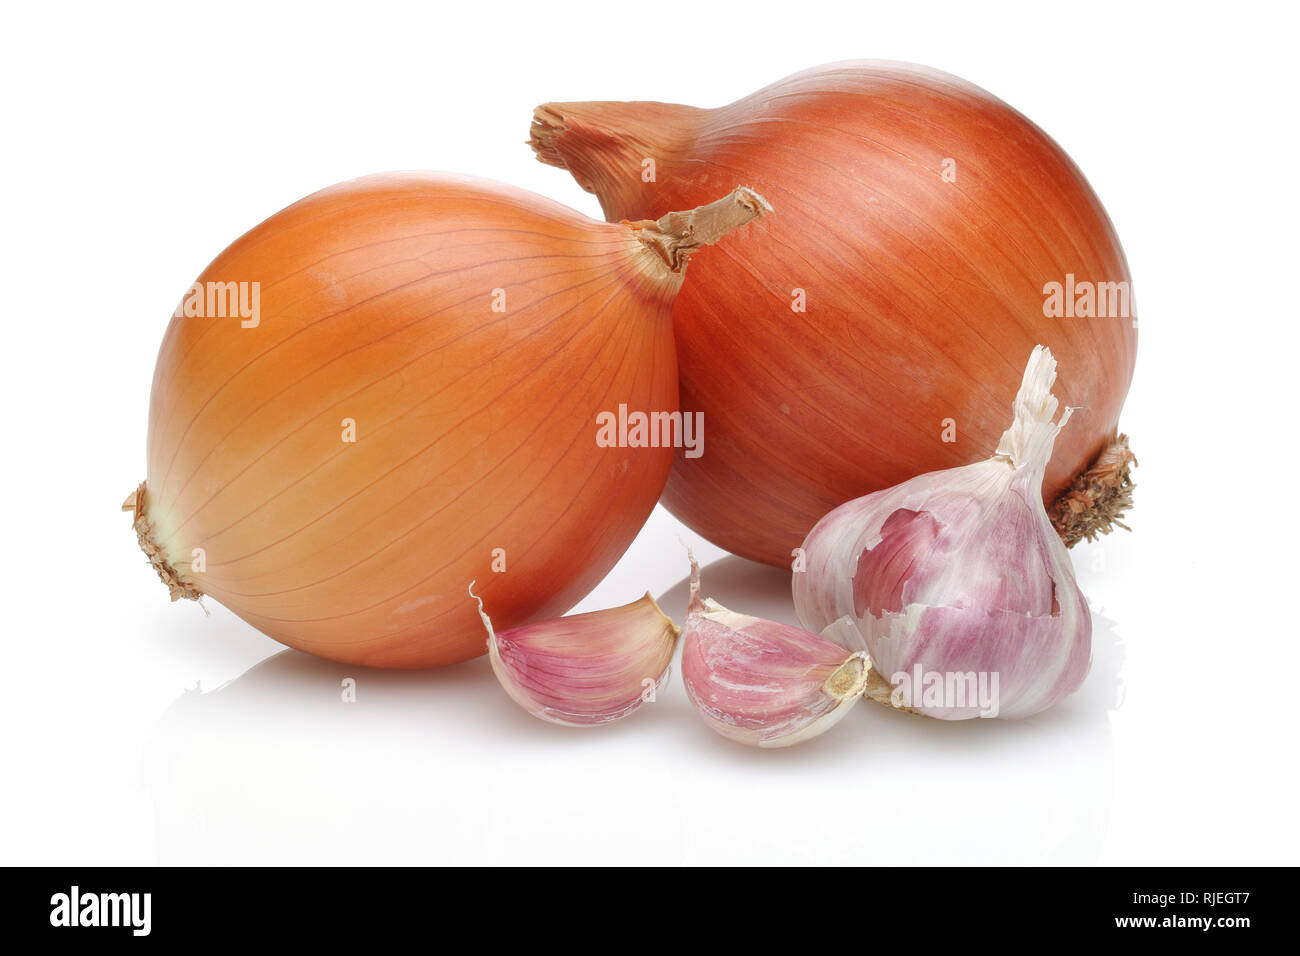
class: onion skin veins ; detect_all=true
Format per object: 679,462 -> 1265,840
531,60 -> 1138,566
129,173 -> 766,668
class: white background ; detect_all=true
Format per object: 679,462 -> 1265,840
2,1 -> 1296,865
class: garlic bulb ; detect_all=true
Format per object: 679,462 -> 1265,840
793,346 -> 1091,720
470,583 -> 679,727
682,555 -> 871,747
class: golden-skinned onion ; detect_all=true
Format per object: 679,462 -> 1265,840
126,173 -> 767,667
531,60 -> 1138,566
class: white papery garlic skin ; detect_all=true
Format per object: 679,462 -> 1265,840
793,346 -> 1091,720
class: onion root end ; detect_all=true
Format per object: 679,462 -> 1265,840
122,482 -> 203,603
1050,433 -> 1137,547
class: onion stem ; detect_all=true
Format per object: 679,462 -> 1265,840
628,187 -> 771,274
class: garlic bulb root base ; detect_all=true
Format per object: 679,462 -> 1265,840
122,482 -> 202,602
1050,432 -> 1137,547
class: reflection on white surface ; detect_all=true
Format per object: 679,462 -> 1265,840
145,556 -> 1123,865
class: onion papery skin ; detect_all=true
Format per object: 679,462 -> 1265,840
139,173 -> 683,668
532,61 -> 1138,566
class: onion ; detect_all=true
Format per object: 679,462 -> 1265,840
531,60 -> 1138,566
126,173 -> 766,667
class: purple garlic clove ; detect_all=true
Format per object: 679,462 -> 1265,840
471,583 -> 679,727
682,554 -> 870,747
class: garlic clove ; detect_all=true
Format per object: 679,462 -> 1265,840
681,555 -> 870,748
470,583 -> 680,727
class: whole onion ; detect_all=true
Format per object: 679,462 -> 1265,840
531,60 -> 1138,566
126,173 -> 765,667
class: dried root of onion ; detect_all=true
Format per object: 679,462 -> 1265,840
1049,433 -> 1137,547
